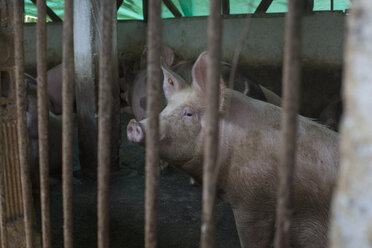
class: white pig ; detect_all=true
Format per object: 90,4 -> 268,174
127,52 -> 339,248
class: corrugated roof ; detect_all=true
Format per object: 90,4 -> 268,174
24,0 -> 351,22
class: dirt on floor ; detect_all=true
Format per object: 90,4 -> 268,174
34,112 -> 240,248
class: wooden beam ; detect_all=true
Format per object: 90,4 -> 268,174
222,0 -> 230,15
255,0 -> 273,14
30,0 -> 62,22
117,0 -> 123,11
163,0 -> 182,18
143,0 -> 148,22
303,0 -> 314,13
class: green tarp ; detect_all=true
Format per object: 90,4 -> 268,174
24,0 -> 351,22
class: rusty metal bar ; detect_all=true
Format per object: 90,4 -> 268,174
62,0 -> 74,246
0,79 -> 8,248
145,0 -> 162,247
222,0 -> 230,15
36,0 -> 51,247
163,0 -> 182,18
30,0 -> 63,22
200,0 -> 222,247
274,0 -> 303,247
97,0 -> 114,248
13,0 -> 34,247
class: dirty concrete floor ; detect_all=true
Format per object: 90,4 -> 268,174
34,113 -> 240,248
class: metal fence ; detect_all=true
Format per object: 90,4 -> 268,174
0,0 -> 340,247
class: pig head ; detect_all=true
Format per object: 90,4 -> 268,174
127,52 -> 339,248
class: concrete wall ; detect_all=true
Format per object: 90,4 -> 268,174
22,12 -> 346,117
23,12 -> 345,72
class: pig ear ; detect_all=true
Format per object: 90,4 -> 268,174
161,46 -> 175,67
192,52 -> 225,108
161,58 -> 186,101
191,52 -> 209,94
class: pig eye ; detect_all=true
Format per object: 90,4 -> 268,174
168,78 -> 174,86
183,108 -> 193,117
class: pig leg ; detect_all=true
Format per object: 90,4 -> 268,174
232,208 -> 274,248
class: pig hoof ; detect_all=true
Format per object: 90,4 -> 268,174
127,119 -> 145,143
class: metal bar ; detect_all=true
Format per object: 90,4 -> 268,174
36,0 -> 51,247
30,0 -> 62,22
200,0 -> 222,247
255,0 -> 273,14
62,0 -> 74,246
13,0 -> 34,247
222,0 -> 230,15
0,97 -> 8,248
143,0 -> 148,22
97,0 -> 114,247
274,0 -> 303,247
145,0 -> 162,246
331,0 -> 334,11
163,0 -> 182,18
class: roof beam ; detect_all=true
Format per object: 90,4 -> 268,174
222,0 -> 230,15
163,0 -> 182,18
30,0 -> 62,22
143,0 -> 148,22
255,0 -> 273,14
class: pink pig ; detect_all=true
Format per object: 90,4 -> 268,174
127,52 -> 339,248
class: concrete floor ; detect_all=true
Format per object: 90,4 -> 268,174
34,112 -> 241,248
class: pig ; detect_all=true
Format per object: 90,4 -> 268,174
46,64 -> 63,115
129,47 -> 281,122
318,99 -> 342,132
25,77 -> 62,191
127,52 -> 339,248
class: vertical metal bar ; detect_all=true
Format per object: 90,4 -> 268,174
97,0 -> 114,247
36,0 -> 51,247
274,0 -> 302,247
331,0 -> 334,11
62,0 -> 74,246
0,79 -> 8,248
200,0 -> 222,247
145,0 -> 162,247
13,0 -> 34,247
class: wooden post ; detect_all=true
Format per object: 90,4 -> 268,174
330,0 -> 372,247
73,0 -> 121,177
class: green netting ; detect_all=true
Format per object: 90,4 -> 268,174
24,0 -> 351,22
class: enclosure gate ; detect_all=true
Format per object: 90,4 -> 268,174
0,0 -> 356,247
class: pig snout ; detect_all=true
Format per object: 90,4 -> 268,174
127,119 -> 145,143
